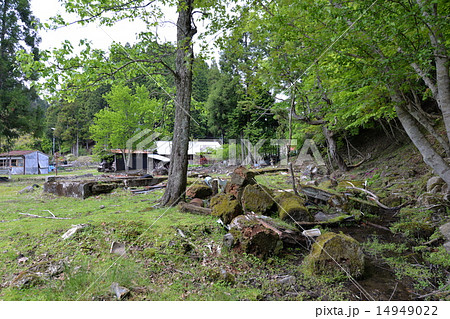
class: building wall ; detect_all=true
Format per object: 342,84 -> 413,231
0,152 -> 49,175
25,152 -> 49,174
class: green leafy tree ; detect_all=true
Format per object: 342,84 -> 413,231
0,0 -> 43,150
214,0 -> 450,181
90,83 -> 165,172
20,0 -> 233,205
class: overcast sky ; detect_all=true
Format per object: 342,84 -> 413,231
30,0 -> 177,51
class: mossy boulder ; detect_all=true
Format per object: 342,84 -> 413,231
210,194 -> 243,224
186,183 -> 212,199
275,192 -> 313,223
229,215 -> 283,258
241,184 -> 276,215
303,232 -> 365,279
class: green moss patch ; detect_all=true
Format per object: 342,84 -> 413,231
241,184 -> 276,215
303,232 -> 365,279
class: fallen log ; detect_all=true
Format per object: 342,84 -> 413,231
346,186 -> 408,211
299,185 -> 335,201
19,213 -> 72,220
293,215 -> 356,228
257,219 -> 307,246
178,202 -> 212,215
130,185 -> 166,194
250,167 -> 289,175
236,213 -> 308,247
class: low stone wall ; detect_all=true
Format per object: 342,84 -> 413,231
43,175 -> 167,199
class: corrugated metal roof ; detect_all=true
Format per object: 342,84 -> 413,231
0,150 -> 37,157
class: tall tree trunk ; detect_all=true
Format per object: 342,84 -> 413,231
393,92 -> 450,185
322,126 -> 348,171
160,0 -> 196,206
416,0 -> 450,144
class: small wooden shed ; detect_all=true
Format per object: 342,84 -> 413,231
0,150 -> 49,175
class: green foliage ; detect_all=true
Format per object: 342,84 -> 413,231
0,0 -> 44,150
90,83 -> 166,154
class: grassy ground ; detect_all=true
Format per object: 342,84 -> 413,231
1,148 -> 449,301
0,171 -> 346,301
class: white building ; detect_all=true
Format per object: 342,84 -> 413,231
156,140 -> 222,156
0,150 -> 49,175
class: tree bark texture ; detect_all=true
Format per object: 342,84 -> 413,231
322,126 -> 348,171
393,93 -> 450,185
161,0 -> 196,206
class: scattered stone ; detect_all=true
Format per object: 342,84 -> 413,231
18,184 -> 39,194
110,282 -> 130,300
276,275 -> 296,286
303,232 -> 365,278
275,192 -> 312,223
427,176 -> 444,193
241,184 -> 276,215
206,268 -> 236,285
110,241 -> 127,257
302,229 -> 321,238
100,205 -> 106,209
17,256 -> 29,264
440,222 -> 450,241
439,222 -> 450,254
186,183 -> 213,199
314,212 -> 343,222
223,233 -> 234,248
229,214 -> 283,258
443,242 -> 450,254
211,194 -> 243,224
61,224 -> 88,240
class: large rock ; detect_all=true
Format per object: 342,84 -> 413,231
229,214 -> 283,258
427,176 -> 444,193
440,222 -> 450,254
186,183 -> 213,199
303,232 -> 365,278
241,184 -> 276,215
275,192 -> 313,223
230,166 -> 256,186
225,166 -> 256,199
440,222 -> 450,241
210,194 -> 243,224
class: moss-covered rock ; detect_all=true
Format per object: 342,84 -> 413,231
275,192 -> 313,223
229,215 -> 283,259
206,268 -> 236,285
241,184 -> 276,215
210,194 -> 242,224
391,220 -> 435,239
303,232 -> 365,279
186,183 -> 212,199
